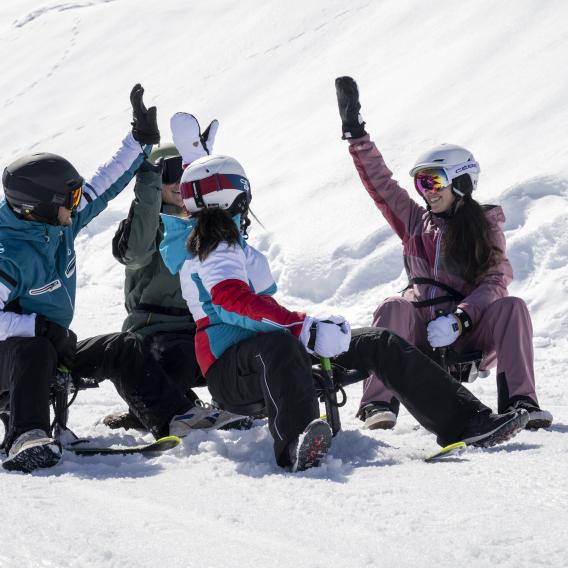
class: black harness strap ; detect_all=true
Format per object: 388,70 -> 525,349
408,277 -> 465,309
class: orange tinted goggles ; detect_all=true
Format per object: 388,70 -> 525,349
65,186 -> 83,210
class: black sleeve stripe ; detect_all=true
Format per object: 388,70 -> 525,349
82,183 -> 95,204
0,269 -> 17,288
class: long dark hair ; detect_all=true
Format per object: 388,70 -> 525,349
187,208 -> 241,261
442,193 -> 501,284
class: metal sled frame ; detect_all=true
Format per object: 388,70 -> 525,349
0,371 -> 99,451
431,348 -> 487,383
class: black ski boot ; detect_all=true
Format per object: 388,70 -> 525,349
458,409 -> 529,448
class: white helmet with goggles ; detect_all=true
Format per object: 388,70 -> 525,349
410,143 -> 480,197
179,155 -> 251,215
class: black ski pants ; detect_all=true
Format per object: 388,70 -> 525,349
0,337 -> 58,449
147,331 -> 205,396
335,328 -> 491,446
206,332 -> 320,467
73,332 -> 193,437
206,327 -> 492,466
0,332 -> 200,448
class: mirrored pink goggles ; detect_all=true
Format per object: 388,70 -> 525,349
413,168 -> 451,194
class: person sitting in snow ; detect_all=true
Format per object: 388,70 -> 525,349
334,76 -> 552,432
158,142 -> 530,472
0,86 -> 243,474
100,113 -> 249,432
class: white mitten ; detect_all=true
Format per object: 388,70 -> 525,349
170,112 -> 219,166
299,315 -> 351,358
427,314 -> 461,347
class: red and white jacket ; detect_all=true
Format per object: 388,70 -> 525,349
179,241 -> 306,375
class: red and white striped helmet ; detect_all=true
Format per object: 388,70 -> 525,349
179,155 -> 251,215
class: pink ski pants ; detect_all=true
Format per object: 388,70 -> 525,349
360,296 -> 538,412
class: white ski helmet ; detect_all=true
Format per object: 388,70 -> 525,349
179,154 -> 251,215
410,143 -> 480,196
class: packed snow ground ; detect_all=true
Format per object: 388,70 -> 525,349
1,1 -> 568,566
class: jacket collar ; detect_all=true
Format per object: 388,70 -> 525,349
0,199 -> 63,244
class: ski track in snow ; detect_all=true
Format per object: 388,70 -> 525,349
13,0 -> 118,29
1,0 -> 568,566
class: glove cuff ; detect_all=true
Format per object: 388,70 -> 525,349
139,158 -> 162,174
341,118 -> 367,140
454,309 -> 472,334
298,316 -> 315,354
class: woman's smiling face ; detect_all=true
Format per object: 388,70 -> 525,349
423,183 -> 456,213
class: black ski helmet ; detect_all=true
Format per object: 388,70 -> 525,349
2,152 -> 84,224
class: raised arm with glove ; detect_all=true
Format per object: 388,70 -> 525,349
335,76 -> 367,140
170,112 -> 219,165
130,83 -> 160,145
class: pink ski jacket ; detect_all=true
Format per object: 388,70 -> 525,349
348,135 -> 513,325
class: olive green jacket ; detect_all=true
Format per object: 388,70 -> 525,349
112,162 -> 195,336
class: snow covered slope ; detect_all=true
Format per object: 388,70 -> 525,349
1,1 -> 567,566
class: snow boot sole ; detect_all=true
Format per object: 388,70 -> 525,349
464,410 -> 529,448
363,410 -> 397,430
291,419 -> 332,472
526,409 -> 553,430
218,415 -> 255,431
2,442 -> 61,473
102,411 -> 145,431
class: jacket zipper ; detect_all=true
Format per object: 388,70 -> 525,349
431,226 -> 444,319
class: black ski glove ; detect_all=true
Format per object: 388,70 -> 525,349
335,76 -> 367,140
35,315 -> 77,369
130,83 -> 160,145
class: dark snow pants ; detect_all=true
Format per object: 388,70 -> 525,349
206,332 -> 320,468
73,332 -> 193,437
205,327 -> 492,466
147,331 -> 205,397
0,337 -> 58,450
338,328 -> 491,446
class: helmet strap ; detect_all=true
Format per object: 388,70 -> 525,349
191,179 -> 206,209
21,202 -> 61,225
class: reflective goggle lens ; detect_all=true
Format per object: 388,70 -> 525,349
69,186 -> 82,209
413,168 -> 450,194
162,156 -> 183,184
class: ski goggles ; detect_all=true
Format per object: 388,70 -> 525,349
64,186 -> 83,210
413,161 -> 480,194
162,156 -> 183,185
413,168 -> 450,194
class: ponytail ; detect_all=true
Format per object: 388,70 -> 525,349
186,208 -> 241,261
442,195 -> 501,284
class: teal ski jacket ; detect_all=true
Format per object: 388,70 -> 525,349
0,132 -> 149,338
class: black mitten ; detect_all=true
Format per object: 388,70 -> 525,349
130,83 -> 160,145
335,76 -> 367,140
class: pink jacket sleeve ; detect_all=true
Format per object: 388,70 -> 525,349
458,207 -> 513,324
348,135 -> 426,243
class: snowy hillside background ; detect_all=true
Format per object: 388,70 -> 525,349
1,1 -> 568,566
